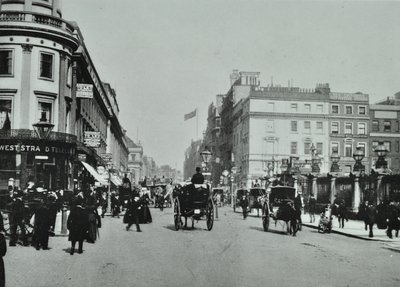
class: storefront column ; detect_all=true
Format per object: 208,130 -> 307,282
20,45 -> 32,129
377,175 -> 383,205
330,177 -> 336,204
294,179 -> 298,197
353,176 -> 361,212
312,177 -> 318,200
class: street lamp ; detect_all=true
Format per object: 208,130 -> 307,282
280,158 -> 289,185
374,141 -> 388,169
330,152 -> 341,172
200,146 -> 212,164
310,143 -> 320,173
33,112 -> 54,139
353,146 -> 365,172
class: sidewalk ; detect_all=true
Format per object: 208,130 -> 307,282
301,213 -> 400,243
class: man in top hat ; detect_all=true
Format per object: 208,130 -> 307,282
191,167 -> 204,185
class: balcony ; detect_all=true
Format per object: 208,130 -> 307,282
0,11 -> 78,49
0,129 -> 77,144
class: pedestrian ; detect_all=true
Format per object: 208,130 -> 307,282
294,193 -> 303,230
67,197 -> 89,255
125,193 -> 142,232
365,202 -> 377,238
386,199 -> 399,239
8,191 -> 28,246
100,192 -> 107,218
240,192 -> 249,219
359,200 -> 369,231
34,198 -> 51,250
308,193 -> 316,223
0,227 -> 6,287
86,191 -> 101,244
337,199 -> 348,228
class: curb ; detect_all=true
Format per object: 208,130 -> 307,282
302,223 -> 392,242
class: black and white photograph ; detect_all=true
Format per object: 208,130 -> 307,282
1,0 -> 400,286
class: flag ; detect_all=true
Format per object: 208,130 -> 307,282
184,109 -> 197,121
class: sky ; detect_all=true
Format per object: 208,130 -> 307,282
62,0 -> 400,171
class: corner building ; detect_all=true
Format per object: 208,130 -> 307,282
0,0 -> 79,189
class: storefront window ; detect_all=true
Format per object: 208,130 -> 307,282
0,99 -> 12,129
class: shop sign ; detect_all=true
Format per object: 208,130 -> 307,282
76,83 -> 94,99
84,131 -> 101,147
101,153 -> 113,164
78,153 -> 87,161
0,143 -> 74,155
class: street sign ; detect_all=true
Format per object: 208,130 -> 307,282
84,131 -> 101,147
76,83 -> 94,99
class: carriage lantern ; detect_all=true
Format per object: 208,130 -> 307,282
330,152 -> 341,172
33,112 -> 54,140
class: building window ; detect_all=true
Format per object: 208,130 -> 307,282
372,120 -> 379,132
345,143 -> 352,157
291,103 -> 297,112
316,122 -> 323,132
345,105 -> 353,115
290,142 -> 297,154
384,121 -> 391,132
358,142 -> 366,154
291,121 -> 297,132
38,101 -> 52,123
331,122 -> 339,134
331,142 -> 339,154
0,99 -> 12,129
39,52 -> 54,79
316,105 -> 323,113
358,123 -> 366,135
304,142 -> 311,155
331,105 -> 339,114
396,141 -> 399,153
215,118 -> 221,128
359,106 -> 366,115
304,104 -> 311,113
344,123 -> 352,134
304,121 -> 311,133
372,141 -> 379,152
384,141 -> 391,152
316,143 -> 323,155
0,50 -> 13,76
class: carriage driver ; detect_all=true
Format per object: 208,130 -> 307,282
191,167 -> 204,185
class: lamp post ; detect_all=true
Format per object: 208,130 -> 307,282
374,141 -> 388,169
310,143 -> 320,173
280,158 -> 289,185
353,146 -> 365,172
33,112 -> 54,140
330,152 -> 341,173
200,146 -> 212,180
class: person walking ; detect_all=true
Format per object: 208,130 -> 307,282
125,193 -> 142,232
365,202 -> 377,238
359,200 -> 369,231
240,193 -> 249,219
8,191 -> 28,246
67,198 -> 89,255
33,198 -> 51,250
294,193 -> 303,230
337,199 -> 348,228
308,194 -> 316,223
386,199 -> 399,239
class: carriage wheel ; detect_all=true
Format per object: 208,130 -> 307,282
262,203 -> 269,232
206,200 -> 214,231
174,198 -> 180,231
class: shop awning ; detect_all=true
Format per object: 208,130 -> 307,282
81,161 -> 108,185
110,175 -> 123,186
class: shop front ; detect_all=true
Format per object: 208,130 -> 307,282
0,130 -> 76,191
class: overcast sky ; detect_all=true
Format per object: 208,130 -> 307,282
63,0 -> 400,171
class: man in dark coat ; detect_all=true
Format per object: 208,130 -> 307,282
294,193 -> 303,230
34,199 -> 52,250
240,193 -> 249,219
9,192 -> 27,246
191,167 -> 204,184
386,200 -> 399,239
366,203 -> 377,238
67,198 -> 89,255
125,192 -> 142,232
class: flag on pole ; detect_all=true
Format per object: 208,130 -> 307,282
184,109 -> 197,121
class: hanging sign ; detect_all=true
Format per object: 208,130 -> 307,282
84,131 -> 101,147
76,83 -> 94,99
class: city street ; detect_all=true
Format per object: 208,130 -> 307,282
4,206 -> 400,287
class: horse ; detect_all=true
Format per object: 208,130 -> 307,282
271,200 -> 299,236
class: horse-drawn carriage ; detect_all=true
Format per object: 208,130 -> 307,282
173,183 -> 214,231
233,188 -> 266,217
262,185 -> 299,236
